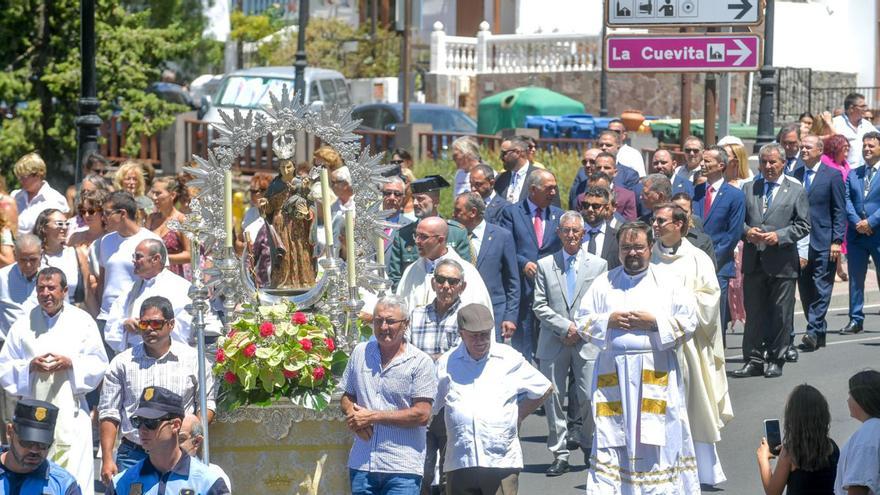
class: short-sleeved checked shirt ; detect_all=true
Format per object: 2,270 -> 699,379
407,299 -> 462,356
340,340 -> 437,476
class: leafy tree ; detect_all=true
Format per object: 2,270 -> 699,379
0,0 -> 215,186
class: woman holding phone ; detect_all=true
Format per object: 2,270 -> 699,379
756,384 -> 839,495
835,370 -> 880,495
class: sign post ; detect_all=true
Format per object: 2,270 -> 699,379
605,34 -> 761,73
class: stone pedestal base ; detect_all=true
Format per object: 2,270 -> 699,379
210,402 -> 352,494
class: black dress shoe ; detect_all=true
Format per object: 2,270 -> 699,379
764,363 -> 783,378
818,333 -> 826,347
730,362 -> 764,378
799,334 -> 818,352
784,346 -> 799,362
840,321 -> 864,335
546,458 -> 570,477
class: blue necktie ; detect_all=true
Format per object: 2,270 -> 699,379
804,169 -> 814,192
565,255 -> 577,302
764,182 -> 777,211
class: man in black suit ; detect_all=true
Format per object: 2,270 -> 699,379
732,144 -> 811,379
578,186 -> 620,270
453,192 -> 520,343
792,134 -> 846,352
778,123 -> 805,175
469,163 -> 510,224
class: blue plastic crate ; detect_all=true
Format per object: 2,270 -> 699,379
524,116 -> 561,138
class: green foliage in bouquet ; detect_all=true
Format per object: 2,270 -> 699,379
214,302 -> 348,412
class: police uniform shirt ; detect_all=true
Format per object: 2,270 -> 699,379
109,451 -> 229,495
0,452 -> 82,495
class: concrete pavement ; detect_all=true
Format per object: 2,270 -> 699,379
517,270 -> 880,494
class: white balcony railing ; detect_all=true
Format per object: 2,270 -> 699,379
430,21 -> 601,76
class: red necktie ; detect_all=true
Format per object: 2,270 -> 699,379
704,185 -> 714,215
533,207 -> 544,248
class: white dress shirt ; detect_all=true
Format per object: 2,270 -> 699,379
94,228 -> 162,319
12,181 -> 70,235
435,342 -> 551,471
103,269 -> 222,352
0,264 -> 38,338
470,220 -> 487,258
675,165 -> 699,184
617,143 -> 647,178
454,169 -> 471,195
507,162 -> 531,201
583,222 -> 607,255
833,115 -> 877,165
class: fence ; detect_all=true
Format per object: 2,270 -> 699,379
430,21 -> 600,76
776,67 -> 880,122
99,115 -> 161,167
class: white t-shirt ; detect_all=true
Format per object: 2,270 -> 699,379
833,115 -> 878,165
12,182 -> 69,235
835,417 -> 880,495
94,228 -> 161,319
618,143 -> 647,178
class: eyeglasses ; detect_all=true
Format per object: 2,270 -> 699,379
389,159 -> 405,165
382,190 -> 404,197
652,217 -> 673,226
78,207 -> 98,216
374,317 -> 406,327
102,208 -> 122,217
433,275 -> 461,287
414,233 -> 439,241
131,415 -> 174,430
581,202 -> 607,210
684,148 -> 702,154
581,159 -> 596,166
137,319 -> 169,331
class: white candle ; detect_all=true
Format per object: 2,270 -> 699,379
224,171 -> 233,248
376,236 -> 385,267
345,210 -> 356,287
320,168 -> 334,252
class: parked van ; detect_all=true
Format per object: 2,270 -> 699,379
200,67 -> 350,124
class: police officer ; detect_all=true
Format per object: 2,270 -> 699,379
387,175 -> 471,290
0,399 -> 81,494
108,387 -> 229,495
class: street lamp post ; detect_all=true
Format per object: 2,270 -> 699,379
754,0 -> 775,151
75,0 -> 102,187
294,0 -> 309,103
599,22 -> 608,117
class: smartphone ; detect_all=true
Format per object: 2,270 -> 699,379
764,419 -> 782,455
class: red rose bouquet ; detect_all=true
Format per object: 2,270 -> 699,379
213,302 -> 348,411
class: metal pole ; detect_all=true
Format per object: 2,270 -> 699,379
401,0 -> 412,124
75,0 -> 101,189
705,73 -> 717,145
681,73 -> 692,146
599,21 -> 608,117
294,0 -> 309,103
719,72 -> 731,137
754,0 -> 776,151
188,238 -> 211,463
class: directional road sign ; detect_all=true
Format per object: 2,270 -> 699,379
605,0 -> 761,27
605,34 -> 762,72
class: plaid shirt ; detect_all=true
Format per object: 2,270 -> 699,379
407,299 -> 462,356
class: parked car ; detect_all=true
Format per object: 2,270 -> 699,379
352,103 -> 477,134
201,66 -> 351,125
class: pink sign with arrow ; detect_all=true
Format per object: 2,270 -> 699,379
605,34 -> 762,72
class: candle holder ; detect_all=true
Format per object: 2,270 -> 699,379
216,246 -> 242,332
343,285 -> 364,354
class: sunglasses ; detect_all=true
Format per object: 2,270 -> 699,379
684,148 -> 702,154
389,159 -> 405,165
382,190 -> 404,197
78,207 -> 99,216
581,202 -> 607,210
131,415 -> 175,430
49,221 -> 68,229
374,317 -> 406,327
17,438 -> 51,450
581,159 -> 596,166
433,275 -> 461,287
137,319 -> 169,331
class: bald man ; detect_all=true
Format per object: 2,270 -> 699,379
651,149 -> 695,197
395,217 -> 492,316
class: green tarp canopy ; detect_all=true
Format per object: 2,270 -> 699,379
477,87 -> 585,135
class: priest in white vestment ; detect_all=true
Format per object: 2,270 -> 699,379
396,217 -> 492,315
0,267 -> 108,495
650,203 -> 733,486
576,222 -> 700,494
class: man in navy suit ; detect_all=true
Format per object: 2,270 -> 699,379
778,124 -> 806,176
675,136 -> 705,185
840,131 -> 880,335
453,192 -> 520,343
692,146 -> 746,346
498,169 -> 564,360
469,163 -> 510,224
568,148 -> 600,209
596,130 -> 640,191
651,149 -> 695,197
569,138 -> 641,206
792,134 -> 846,351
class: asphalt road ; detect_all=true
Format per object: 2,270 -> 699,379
517,273 -> 880,495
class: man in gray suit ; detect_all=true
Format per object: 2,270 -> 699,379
533,211 -> 608,476
731,143 -> 811,379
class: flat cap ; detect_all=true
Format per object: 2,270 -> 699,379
456,303 -> 495,333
